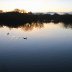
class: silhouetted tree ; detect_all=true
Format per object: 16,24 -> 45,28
14,8 -> 20,12
28,11 -> 32,14
20,9 -> 27,13
13,8 -> 27,13
0,10 -> 3,13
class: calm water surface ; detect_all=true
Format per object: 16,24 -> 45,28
0,23 -> 72,72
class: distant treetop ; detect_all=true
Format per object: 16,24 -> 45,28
13,8 -> 28,13
0,10 -> 3,13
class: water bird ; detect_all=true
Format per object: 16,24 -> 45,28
23,37 -> 27,40
7,33 -> 9,35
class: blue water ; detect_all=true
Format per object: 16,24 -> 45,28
0,23 -> 72,72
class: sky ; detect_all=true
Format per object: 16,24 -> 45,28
0,0 -> 72,12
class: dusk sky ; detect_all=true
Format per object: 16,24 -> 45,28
0,0 -> 72,12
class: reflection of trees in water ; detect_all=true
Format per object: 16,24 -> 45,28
20,22 -> 44,31
52,20 -> 72,29
0,22 -> 44,31
0,25 -> 3,28
0,21 -> 72,31
62,23 -> 72,29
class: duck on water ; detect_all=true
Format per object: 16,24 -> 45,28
23,37 -> 27,40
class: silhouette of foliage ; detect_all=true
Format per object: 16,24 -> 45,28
13,8 -> 27,13
0,11 -> 72,30
0,10 -> 3,13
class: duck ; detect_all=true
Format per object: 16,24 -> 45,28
23,37 -> 27,40
7,33 -> 9,35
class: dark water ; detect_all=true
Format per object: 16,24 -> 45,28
0,22 -> 72,72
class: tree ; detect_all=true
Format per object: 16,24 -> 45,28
0,10 -> 3,13
20,9 -> 27,13
13,8 -> 27,13
28,11 -> 32,14
14,8 -> 20,12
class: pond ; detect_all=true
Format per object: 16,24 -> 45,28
0,22 -> 72,72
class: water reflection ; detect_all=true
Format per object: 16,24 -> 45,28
0,22 -> 71,41
0,21 -> 72,31
20,22 -> 44,31
0,22 -> 72,72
